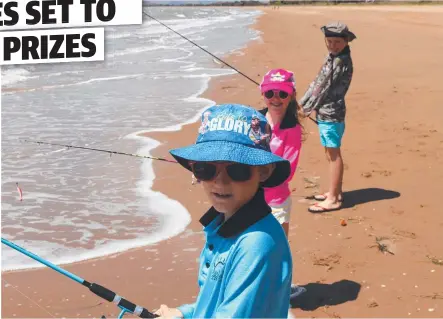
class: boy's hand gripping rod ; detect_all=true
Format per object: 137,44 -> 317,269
1,238 -> 158,319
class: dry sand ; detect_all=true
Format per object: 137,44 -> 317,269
2,5 -> 443,318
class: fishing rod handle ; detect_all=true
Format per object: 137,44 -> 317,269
89,283 -> 158,318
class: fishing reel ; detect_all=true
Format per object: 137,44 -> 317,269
100,305 -> 157,319
87,283 -> 158,319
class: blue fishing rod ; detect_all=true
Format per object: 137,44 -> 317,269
1,238 -> 158,319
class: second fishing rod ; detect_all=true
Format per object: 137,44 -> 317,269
143,10 -> 318,125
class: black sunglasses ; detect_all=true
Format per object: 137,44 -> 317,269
190,162 -> 252,182
264,90 -> 289,100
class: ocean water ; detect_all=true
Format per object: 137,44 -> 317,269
1,7 -> 262,271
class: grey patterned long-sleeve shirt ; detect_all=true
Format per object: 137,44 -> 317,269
300,46 -> 353,123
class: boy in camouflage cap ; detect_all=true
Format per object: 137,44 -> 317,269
299,22 -> 356,213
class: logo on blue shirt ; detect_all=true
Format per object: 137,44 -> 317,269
210,256 -> 227,281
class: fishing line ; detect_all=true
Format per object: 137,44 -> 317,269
21,139 -> 177,164
142,10 -> 318,125
142,11 -> 260,86
1,278 -> 56,318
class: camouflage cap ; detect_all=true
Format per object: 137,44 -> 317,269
321,21 -> 356,42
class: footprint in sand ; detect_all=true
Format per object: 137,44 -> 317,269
303,176 -> 320,189
361,170 -> 392,178
373,169 -> 392,176
311,253 -> 342,267
393,229 -> 417,239
361,172 -> 372,178
367,300 -> 379,308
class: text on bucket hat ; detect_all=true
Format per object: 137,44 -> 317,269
169,104 -> 290,188
259,69 -> 296,95
321,21 -> 356,42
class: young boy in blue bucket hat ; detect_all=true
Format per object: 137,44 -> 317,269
154,104 -> 293,319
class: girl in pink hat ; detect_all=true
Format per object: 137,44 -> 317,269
259,68 -> 306,298
259,68 -> 303,236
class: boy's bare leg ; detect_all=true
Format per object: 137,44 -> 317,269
310,148 -> 343,211
324,147 -> 343,207
315,148 -> 343,201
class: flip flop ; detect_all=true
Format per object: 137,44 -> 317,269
313,193 -> 344,202
308,202 -> 342,213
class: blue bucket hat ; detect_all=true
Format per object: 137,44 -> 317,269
169,104 -> 290,187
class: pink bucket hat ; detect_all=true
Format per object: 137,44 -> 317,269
259,68 -> 296,94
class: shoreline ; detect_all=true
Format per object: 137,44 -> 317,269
2,5 -> 443,318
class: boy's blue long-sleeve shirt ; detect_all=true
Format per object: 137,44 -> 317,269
177,189 -> 292,319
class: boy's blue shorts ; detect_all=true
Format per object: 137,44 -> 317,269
317,121 -> 345,148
